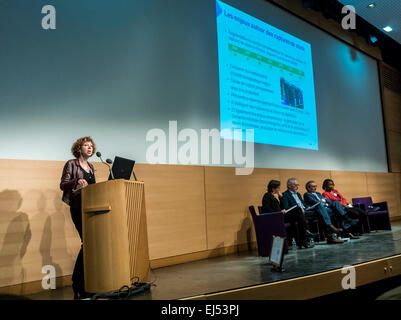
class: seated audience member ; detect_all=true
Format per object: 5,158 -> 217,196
282,178 -> 343,244
304,180 -> 360,239
322,179 -> 370,234
261,180 -> 313,249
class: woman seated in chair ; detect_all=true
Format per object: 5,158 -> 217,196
261,180 -> 314,249
322,179 -> 369,234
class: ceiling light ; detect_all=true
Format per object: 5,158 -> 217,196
367,3 -> 376,8
383,26 -> 393,32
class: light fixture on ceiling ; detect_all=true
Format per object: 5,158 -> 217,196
383,26 -> 393,32
367,3 -> 376,8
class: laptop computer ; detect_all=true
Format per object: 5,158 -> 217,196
108,156 -> 135,180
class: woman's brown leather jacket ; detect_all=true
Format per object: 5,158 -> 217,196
60,159 -> 95,206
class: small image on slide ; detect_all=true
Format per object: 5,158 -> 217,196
280,77 -> 304,109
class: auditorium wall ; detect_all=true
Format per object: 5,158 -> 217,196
380,63 -> 401,173
0,159 -> 400,292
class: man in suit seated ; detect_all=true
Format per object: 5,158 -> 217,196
304,180 -> 360,239
282,178 -> 343,244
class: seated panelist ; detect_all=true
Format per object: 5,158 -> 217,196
304,180 -> 360,239
261,180 -> 313,249
282,178 -> 344,244
322,179 -> 369,234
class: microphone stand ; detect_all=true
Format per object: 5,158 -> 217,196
106,159 -> 115,180
97,152 -> 114,180
132,169 -> 138,181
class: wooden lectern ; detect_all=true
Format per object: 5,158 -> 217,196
81,179 -> 150,293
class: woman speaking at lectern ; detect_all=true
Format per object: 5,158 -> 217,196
60,137 -> 96,299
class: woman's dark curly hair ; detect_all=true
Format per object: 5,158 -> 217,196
322,179 -> 334,191
71,136 -> 96,159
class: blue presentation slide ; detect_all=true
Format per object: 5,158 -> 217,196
216,0 -> 318,150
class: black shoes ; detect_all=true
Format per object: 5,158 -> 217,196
344,231 -> 360,239
304,240 -> 314,248
298,240 -> 314,249
348,232 -> 359,240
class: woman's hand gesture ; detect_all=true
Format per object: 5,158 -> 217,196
78,179 -> 88,188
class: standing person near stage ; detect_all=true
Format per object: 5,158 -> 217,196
60,137 -> 96,299
322,179 -> 369,234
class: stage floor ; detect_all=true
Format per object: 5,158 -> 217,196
27,222 -> 401,300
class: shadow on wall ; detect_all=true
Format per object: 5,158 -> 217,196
36,191 -> 66,284
35,189 -> 77,286
207,208 -> 255,258
208,242 -> 225,258
235,208 -> 254,252
0,190 -> 31,289
0,187 -> 77,290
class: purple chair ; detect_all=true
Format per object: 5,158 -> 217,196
352,197 -> 392,231
256,206 -> 292,240
249,206 -> 288,257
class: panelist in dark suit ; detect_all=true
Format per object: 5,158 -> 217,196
262,180 -> 313,249
304,181 -> 360,239
282,178 -> 343,244
60,137 -> 96,299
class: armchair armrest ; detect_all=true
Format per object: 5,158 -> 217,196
257,211 -> 284,224
372,201 -> 388,211
353,203 -> 366,210
260,211 -> 283,216
255,211 -> 286,235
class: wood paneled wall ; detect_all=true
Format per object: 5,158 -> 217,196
0,159 -> 400,289
134,164 -> 207,259
380,63 -> 401,173
204,167 -> 279,249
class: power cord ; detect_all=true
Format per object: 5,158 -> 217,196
149,266 -> 158,287
88,264 -> 156,300
90,281 -> 151,300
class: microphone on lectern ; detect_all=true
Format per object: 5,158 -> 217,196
96,152 -> 115,180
